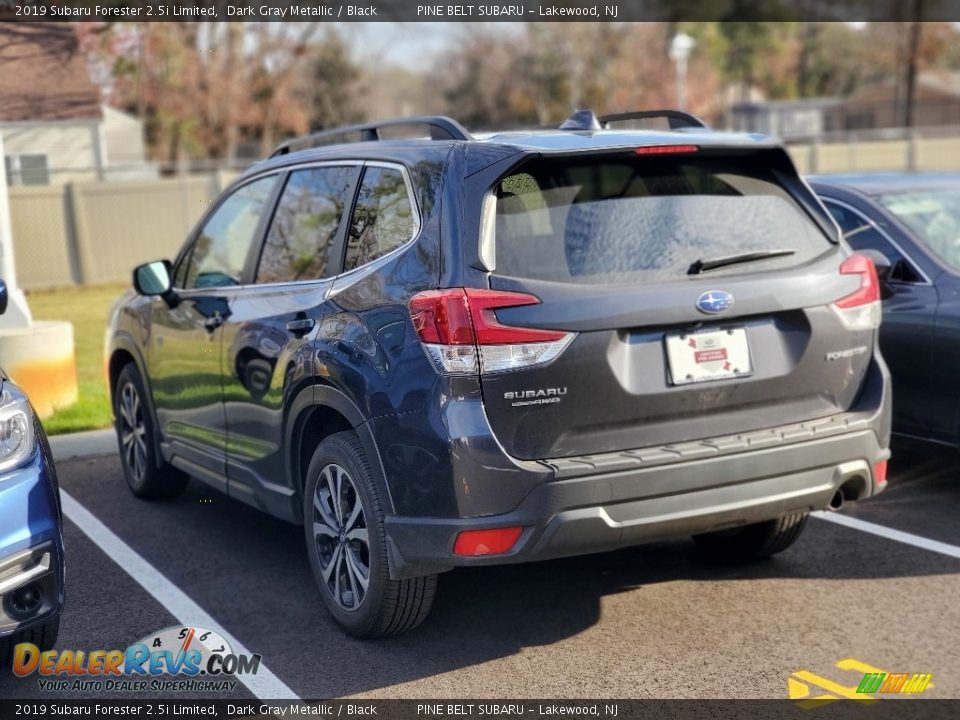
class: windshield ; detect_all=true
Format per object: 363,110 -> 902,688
492,153 -> 833,285
877,188 -> 960,270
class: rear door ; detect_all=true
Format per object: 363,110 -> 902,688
221,164 -> 360,512
477,149 -> 874,460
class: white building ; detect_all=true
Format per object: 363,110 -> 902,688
0,23 -> 151,185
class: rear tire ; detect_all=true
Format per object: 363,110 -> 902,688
303,431 -> 436,638
114,364 -> 188,500
693,512 -> 808,563
0,616 -> 59,672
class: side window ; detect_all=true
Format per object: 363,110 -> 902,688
183,176 -> 277,289
256,166 -> 357,284
824,200 -> 922,284
344,167 -> 416,272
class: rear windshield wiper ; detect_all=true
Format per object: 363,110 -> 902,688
688,249 -> 797,275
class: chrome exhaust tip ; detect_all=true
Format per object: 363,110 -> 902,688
828,489 -> 844,512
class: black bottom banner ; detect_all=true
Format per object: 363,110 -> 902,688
1,700 -> 957,720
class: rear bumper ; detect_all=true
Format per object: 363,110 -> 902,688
384,426 -> 889,578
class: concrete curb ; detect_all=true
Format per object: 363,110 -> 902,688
48,428 -> 117,462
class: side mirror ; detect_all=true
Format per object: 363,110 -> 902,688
0,280 -> 7,316
133,261 -> 175,302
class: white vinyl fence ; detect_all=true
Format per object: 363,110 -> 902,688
6,133 -> 960,290
9,172 -> 233,289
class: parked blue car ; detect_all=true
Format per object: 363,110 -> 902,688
0,280 -> 64,668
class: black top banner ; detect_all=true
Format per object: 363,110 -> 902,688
3,0 -> 960,22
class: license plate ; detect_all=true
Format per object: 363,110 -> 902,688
665,327 -> 752,386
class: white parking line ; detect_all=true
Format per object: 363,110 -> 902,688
60,490 -> 301,701
813,511 -> 960,560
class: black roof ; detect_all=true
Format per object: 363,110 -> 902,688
246,127 -> 786,182
250,109 -> 787,180
267,109 -> 718,158
470,128 -> 778,152
246,139 -> 459,179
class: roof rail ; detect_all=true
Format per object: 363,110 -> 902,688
270,116 -> 473,157
598,110 -> 708,130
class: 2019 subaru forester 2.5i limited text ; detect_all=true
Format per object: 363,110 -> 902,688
105,110 -> 891,637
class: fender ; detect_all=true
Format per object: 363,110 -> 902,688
108,331 -> 165,470
284,383 -> 396,518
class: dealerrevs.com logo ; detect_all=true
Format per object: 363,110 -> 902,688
12,625 -> 260,693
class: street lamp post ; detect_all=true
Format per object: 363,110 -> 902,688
669,31 -> 696,112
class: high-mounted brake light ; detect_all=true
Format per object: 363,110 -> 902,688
409,289 -> 575,375
634,145 -> 699,155
831,254 -> 882,331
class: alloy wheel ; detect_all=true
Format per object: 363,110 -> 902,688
119,382 -> 148,483
312,463 -> 370,612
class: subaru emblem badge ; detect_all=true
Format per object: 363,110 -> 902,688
696,290 -> 734,314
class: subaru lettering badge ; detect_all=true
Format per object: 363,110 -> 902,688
696,290 -> 734,314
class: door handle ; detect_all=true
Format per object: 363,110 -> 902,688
203,312 -> 224,332
287,317 -> 315,337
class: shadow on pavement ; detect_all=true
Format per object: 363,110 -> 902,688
15,448 -> 960,698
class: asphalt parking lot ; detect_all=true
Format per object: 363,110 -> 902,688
2,439 -> 958,701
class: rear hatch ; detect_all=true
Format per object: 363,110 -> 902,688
473,147 -> 879,460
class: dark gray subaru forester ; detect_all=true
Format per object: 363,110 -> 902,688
106,109 -> 891,637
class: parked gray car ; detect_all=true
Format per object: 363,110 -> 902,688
106,109 -> 892,637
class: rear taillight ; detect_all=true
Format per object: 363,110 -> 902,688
874,459 -> 888,488
409,289 -> 575,375
831,254 -> 882,331
453,527 -> 524,556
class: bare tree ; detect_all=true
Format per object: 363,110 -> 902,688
252,23 -> 321,155
904,5 -> 925,127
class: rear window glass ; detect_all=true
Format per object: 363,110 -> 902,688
492,154 -> 832,284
